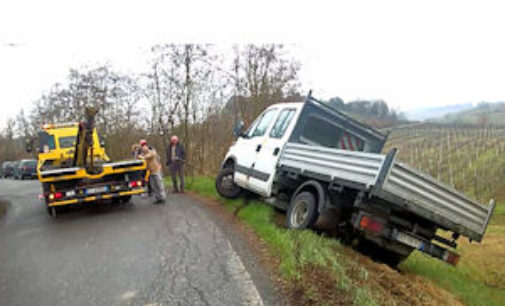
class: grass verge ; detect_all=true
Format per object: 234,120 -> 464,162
171,176 -> 464,306
400,201 -> 505,306
177,176 -> 375,305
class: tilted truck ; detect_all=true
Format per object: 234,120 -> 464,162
32,108 -> 148,217
215,92 -> 496,266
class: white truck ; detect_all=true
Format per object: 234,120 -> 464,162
216,92 -> 496,266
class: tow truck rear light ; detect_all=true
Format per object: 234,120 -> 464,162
129,180 -> 142,188
359,216 -> 384,234
49,192 -> 63,200
443,250 -> 460,266
66,190 -> 76,197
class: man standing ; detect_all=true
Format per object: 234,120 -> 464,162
166,135 -> 185,193
139,140 -> 166,204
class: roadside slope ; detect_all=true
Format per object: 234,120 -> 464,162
184,177 -> 464,306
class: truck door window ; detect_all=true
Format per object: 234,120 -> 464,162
300,115 -> 343,148
270,108 -> 296,138
247,109 -> 277,138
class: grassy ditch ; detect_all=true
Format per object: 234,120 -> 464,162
170,176 -> 463,306
178,176 -> 377,305
401,203 -> 505,306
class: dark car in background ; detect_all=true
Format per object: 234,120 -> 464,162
13,159 -> 38,180
1,161 -> 15,178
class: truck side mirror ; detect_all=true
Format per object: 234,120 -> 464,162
233,119 -> 245,139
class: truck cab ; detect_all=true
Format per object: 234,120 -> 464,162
222,98 -> 386,197
37,122 -> 108,171
226,103 -> 303,197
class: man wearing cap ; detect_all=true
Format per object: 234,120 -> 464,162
139,140 -> 166,204
166,135 -> 186,193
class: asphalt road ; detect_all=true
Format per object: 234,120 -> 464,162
0,179 -> 274,306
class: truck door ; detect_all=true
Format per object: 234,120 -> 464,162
233,108 -> 279,188
248,106 -> 299,196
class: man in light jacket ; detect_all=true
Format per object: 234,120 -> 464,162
166,135 -> 185,193
139,140 -> 166,204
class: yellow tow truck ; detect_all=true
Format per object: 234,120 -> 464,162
33,108 -> 148,217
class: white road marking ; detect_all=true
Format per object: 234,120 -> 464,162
120,290 -> 137,300
225,241 -> 264,306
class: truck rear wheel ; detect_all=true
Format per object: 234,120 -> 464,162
286,191 -> 319,230
215,168 -> 242,199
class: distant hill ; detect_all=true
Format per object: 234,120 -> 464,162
434,102 -> 505,125
404,103 -> 474,121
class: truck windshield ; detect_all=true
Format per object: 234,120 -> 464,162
246,109 -> 277,138
38,131 -> 56,152
59,136 -> 76,148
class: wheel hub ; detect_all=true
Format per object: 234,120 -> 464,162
291,200 -> 309,227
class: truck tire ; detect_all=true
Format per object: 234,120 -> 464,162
47,207 -> 58,218
286,191 -> 319,230
121,195 -> 132,204
215,168 -> 242,199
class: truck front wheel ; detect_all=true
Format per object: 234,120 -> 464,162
215,168 -> 242,199
286,191 -> 319,230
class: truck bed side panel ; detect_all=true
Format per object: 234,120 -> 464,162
279,143 -> 385,188
382,162 -> 493,241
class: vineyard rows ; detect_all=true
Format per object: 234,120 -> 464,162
383,124 -> 505,202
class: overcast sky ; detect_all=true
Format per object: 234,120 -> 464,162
1,0 -> 505,128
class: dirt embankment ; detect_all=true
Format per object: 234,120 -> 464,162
187,192 -> 463,306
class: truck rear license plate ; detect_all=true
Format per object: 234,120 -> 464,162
86,186 -> 108,195
395,232 -> 422,249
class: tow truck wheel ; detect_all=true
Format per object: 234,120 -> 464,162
287,191 -> 319,230
47,207 -> 57,218
216,168 -> 242,199
120,196 -> 132,204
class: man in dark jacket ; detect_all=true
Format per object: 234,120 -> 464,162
166,135 -> 186,193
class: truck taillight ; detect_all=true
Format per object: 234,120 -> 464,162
49,192 -> 63,200
443,250 -> 460,266
129,180 -> 142,188
359,216 -> 384,234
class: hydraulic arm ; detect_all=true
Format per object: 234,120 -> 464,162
72,107 -> 98,171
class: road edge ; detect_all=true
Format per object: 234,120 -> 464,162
185,192 -> 288,306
